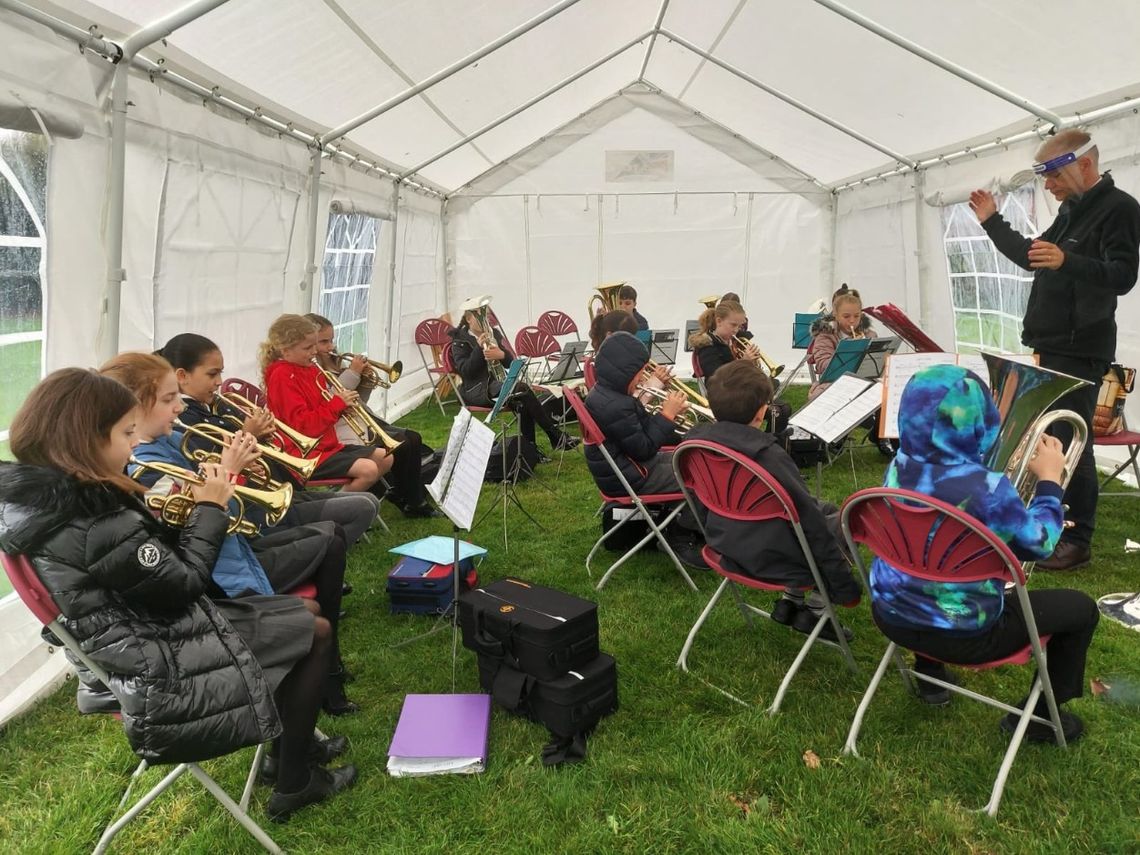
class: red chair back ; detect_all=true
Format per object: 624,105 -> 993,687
564,390 -> 604,446
440,341 -> 458,376
1,552 -> 60,625
841,488 -> 1023,586
691,351 -> 704,379
672,441 -> 798,523
415,317 -> 453,347
514,326 -> 560,359
583,356 -> 596,389
537,310 -> 579,339
221,377 -> 266,407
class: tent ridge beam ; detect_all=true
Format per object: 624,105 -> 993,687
321,0 -> 586,147
636,0 -> 672,82
812,0 -> 1064,127
659,28 -> 918,169
400,32 -> 653,181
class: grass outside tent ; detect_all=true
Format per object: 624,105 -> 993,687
1,388 -> 1139,854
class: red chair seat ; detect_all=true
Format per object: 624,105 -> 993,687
1093,429 -> 1140,447
917,636 -> 1052,670
700,545 -> 813,593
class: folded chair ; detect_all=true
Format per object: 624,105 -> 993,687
671,440 -> 856,712
564,390 -> 697,592
839,487 -> 1066,817
1,552 -> 281,854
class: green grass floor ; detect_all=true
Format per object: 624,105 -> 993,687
2,388 -> 1139,854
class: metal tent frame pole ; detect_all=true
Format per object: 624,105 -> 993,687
399,33 -> 652,181
379,182 -> 402,418
0,0 -> 119,56
100,0 -> 232,361
636,0 -> 672,82
658,28 -> 918,170
811,0 -> 1064,128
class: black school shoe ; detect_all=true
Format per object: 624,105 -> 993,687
792,607 -> 854,643
554,434 -> 581,451
1000,709 -> 1085,744
267,765 -> 358,822
913,664 -> 956,707
259,735 -> 350,785
770,598 -> 802,626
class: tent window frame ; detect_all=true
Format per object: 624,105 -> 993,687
941,187 -> 1036,355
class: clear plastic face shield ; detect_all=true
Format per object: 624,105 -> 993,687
1009,139 -> 1096,189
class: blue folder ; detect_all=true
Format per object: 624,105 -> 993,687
818,338 -> 871,384
793,312 -> 823,349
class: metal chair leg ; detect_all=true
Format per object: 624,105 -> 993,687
94,764 -> 190,855
188,765 -> 282,853
843,643 -> 896,757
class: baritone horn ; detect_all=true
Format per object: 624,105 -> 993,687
175,420 -> 317,485
732,335 -> 785,378
128,457 -> 292,535
214,391 -> 321,457
330,351 -> 402,390
460,294 -> 507,381
587,282 -> 625,326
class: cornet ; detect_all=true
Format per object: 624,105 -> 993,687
642,361 -> 710,409
731,335 -> 785,378
175,419 -> 317,486
636,384 -> 714,431
213,391 -> 320,457
316,364 -> 404,452
129,456 -> 292,536
329,351 -> 402,390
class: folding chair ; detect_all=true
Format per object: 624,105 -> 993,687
583,356 -> 597,390
690,351 -> 706,396
1,552 -> 281,854
839,487 -> 1066,817
414,318 -> 457,414
1095,415 -> 1140,497
536,309 -> 579,344
564,390 -> 697,592
441,342 -> 493,415
671,440 -> 857,712
513,325 -> 561,384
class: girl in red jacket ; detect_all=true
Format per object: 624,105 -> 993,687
260,314 -> 392,491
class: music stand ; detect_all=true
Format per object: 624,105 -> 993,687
817,338 -> 872,384
546,341 -> 588,383
788,374 -> 883,496
649,329 -> 679,365
777,311 -> 826,394
475,358 -> 545,549
683,320 -> 701,351
396,409 -> 495,683
853,337 -> 902,380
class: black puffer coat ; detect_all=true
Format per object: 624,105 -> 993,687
448,324 -> 511,408
584,332 -> 677,493
0,462 -> 281,763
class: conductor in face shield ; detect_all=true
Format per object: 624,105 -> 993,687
968,129 -> 1140,571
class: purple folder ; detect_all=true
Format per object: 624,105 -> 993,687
387,693 -> 491,763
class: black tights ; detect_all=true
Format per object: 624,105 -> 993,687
274,615 -> 332,793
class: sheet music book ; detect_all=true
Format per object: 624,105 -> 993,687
649,329 -> 679,365
486,358 -> 527,423
789,374 -> 883,444
864,304 -> 944,353
793,312 -> 823,348
878,351 -> 1041,438
387,693 -> 491,777
427,408 -> 496,530
818,338 -> 872,384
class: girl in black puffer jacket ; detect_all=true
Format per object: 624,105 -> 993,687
0,369 -> 355,822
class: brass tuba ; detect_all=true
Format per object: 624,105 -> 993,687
330,351 -> 403,390
587,282 -> 625,328
460,294 -> 507,382
129,456 -> 292,535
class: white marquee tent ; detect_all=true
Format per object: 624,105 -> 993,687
2,0 -> 1140,723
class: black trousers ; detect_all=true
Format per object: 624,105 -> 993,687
508,388 -> 563,446
383,425 -> 427,509
1036,352 -> 1106,546
874,589 -> 1099,707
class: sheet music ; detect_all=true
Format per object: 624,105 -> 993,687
427,408 -> 495,530
789,374 -> 880,443
956,353 -> 989,381
880,352 -> 966,438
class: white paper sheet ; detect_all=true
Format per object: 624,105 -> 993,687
789,374 -> 882,443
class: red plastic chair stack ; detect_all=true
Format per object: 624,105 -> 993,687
839,488 -> 1065,816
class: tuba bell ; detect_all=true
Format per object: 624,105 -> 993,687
697,294 -> 721,310
587,282 -> 626,328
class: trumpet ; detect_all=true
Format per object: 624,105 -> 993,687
316,364 -> 403,452
329,351 -> 402,390
635,385 -> 712,432
129,456 -> 292,536
643,360 -> 710,409
587,282 -> 625,328
213,391 -> 320,457
731,335 -> 784,378
175,420 -> 317,486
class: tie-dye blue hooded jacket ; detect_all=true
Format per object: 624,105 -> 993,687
870,364 -> 1064,635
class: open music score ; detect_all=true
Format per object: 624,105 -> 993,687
879,352 -> 1040,439
788,374 -> 883,444
427,408 -> 496,530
